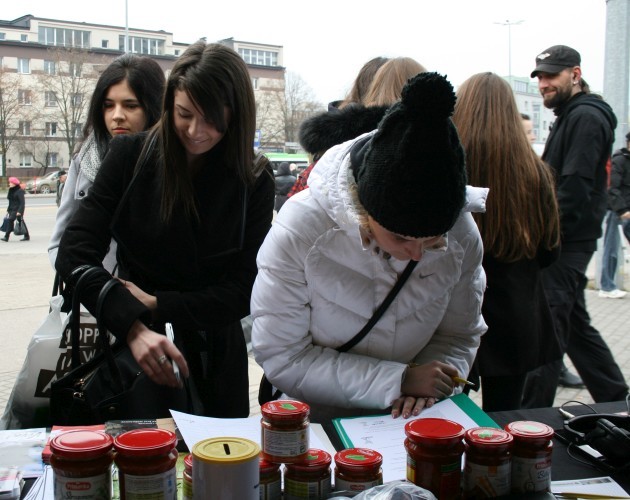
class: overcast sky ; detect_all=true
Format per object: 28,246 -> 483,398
3,0 -> 611,105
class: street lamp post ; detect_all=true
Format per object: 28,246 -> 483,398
494,19 -> 523,80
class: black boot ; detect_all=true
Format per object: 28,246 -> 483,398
559,365 -> 585,388
1,234 -> 8,242
20,236 -> 30,241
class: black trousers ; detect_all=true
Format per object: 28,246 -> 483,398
522,250 -> 628,408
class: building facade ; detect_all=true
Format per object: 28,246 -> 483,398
0,15 -> 286,180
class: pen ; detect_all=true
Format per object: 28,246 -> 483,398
164,322 -> 181,383
452,376 -> 476,387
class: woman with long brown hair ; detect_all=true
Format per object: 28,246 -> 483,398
453,72 -> 561,411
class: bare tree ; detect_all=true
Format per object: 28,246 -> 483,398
280,72 -> 323,146
0,68 -> 28,177
37,48 -> 96,159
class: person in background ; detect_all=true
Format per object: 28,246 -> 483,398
522,45 -> 628,407
599,131 -> 630,299
252,73 -> 487,422
48,54 -> 165,272
2,177 -> 30,242
453,72 -> 562,411
290,57 -> 425,201
56,41 -> 275,417
287,56 -> 390,198
56,170 -> 67,208
520,113 -> 536,145
274,161 -> 296,212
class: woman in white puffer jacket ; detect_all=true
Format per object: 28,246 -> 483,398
251,73 -> 488,422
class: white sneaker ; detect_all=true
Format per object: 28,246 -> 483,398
598,289 -> 627,299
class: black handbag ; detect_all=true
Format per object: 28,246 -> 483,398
50,267 -> 199,425
258,260 -> 418,406
13,218 -> 26,236
0,215 -> 9,232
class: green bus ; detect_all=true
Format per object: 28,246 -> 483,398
264,152 -> 310,174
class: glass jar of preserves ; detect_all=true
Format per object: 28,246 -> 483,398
113,428 -> 178,500
463,427 -> 513,499
259,457 -> 282,500
182,453 -> 193,500
284,448 -> 332,500
261,400 -> 310,463
50,429 -> 114,500
504,420 -> 554,493
404,418 -> 465,500
334,448 -> 383,493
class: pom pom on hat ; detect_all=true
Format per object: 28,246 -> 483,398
356,72 -> 466,238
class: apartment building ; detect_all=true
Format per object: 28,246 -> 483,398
0,15 -> 286,179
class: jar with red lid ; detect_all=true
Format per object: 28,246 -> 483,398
261,400 -> 310,463
182,453 -> 193,500
284,448 -> 332,500
334,448 -> 383,493
404,418 -> 465,500
113,428 -> 178,500
259,456 -> 282,500
463,427 -> 513,499
504,420 -> 554,493
50,429 -> 114,500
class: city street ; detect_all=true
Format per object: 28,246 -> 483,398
0,194 -> 629,420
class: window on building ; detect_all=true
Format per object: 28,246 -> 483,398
174,49 -> 180,56
68,62 -> 82,77
46,122 -> 58,137
252,77 -> 259,90
102,40 -> 109,48
119,35 -> 165,55
514,81 -> 528,93
18,89 -> 32,105
72,122 -> 83,137
19,152 -> 33,167
20,34 -> 27,42
17,58 -> 30,74
47,152 -> 59,167
19,121 -> 31,136
238,48 -> 278,67
44,60 -> 56,75
38,26 -> 90,48
45,91 -> 57,107
71,93 -> 82,107
0,33 -> 5,40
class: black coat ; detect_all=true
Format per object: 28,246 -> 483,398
6,185 -> 25,220
274,162 -> 296,211
608,148 -> 630,215
475,247 -> 562,377
56,133 -> 275,417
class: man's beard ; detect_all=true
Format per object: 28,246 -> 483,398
542,83 -> 573,109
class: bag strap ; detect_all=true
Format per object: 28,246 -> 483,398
94,278 -> 126,392
336,260 -> 418,353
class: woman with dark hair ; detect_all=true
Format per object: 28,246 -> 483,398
48,54 -> 165,270
452,72 -> 562,411
56,41 -> 275,417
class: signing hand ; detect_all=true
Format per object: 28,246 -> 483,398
126,320 -> 189,387
401,360 -> 458,401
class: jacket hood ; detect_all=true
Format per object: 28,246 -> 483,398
298,104 -> 389,156
276,162 -> 291,176
613,147 -> 630,160
558,93 -> 617,130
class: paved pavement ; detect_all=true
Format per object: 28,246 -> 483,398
1,197 -> 629,424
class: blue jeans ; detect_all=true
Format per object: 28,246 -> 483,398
600,211 -> 630,291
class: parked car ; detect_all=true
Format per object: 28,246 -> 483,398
25,171 -> 63,194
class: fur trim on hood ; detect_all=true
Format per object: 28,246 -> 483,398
298,104 -> 389,156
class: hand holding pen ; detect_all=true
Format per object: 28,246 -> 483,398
165,322 -> 181,384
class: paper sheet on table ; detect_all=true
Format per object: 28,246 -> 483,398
332,393 -> 497,483
0,428 -> 46,479
551,476 -> 629,497
170,410 -> 336,459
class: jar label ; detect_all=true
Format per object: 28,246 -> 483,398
284,476 -> 331,499
464,461 -> 511,497
54,471 -> 111,500
511,456 -> 551,493
122,469 -> 177,499
262,428 -> 308,457
260,478 -> 282,500
406,455 -> 461,500
335,476 -> 382,492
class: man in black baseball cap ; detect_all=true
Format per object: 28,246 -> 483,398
523,45 -> 628,408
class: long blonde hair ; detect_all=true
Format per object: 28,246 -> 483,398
362,57 -> 427,107
452,72 -> 560,261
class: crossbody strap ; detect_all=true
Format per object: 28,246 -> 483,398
336,259 -> 418,353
